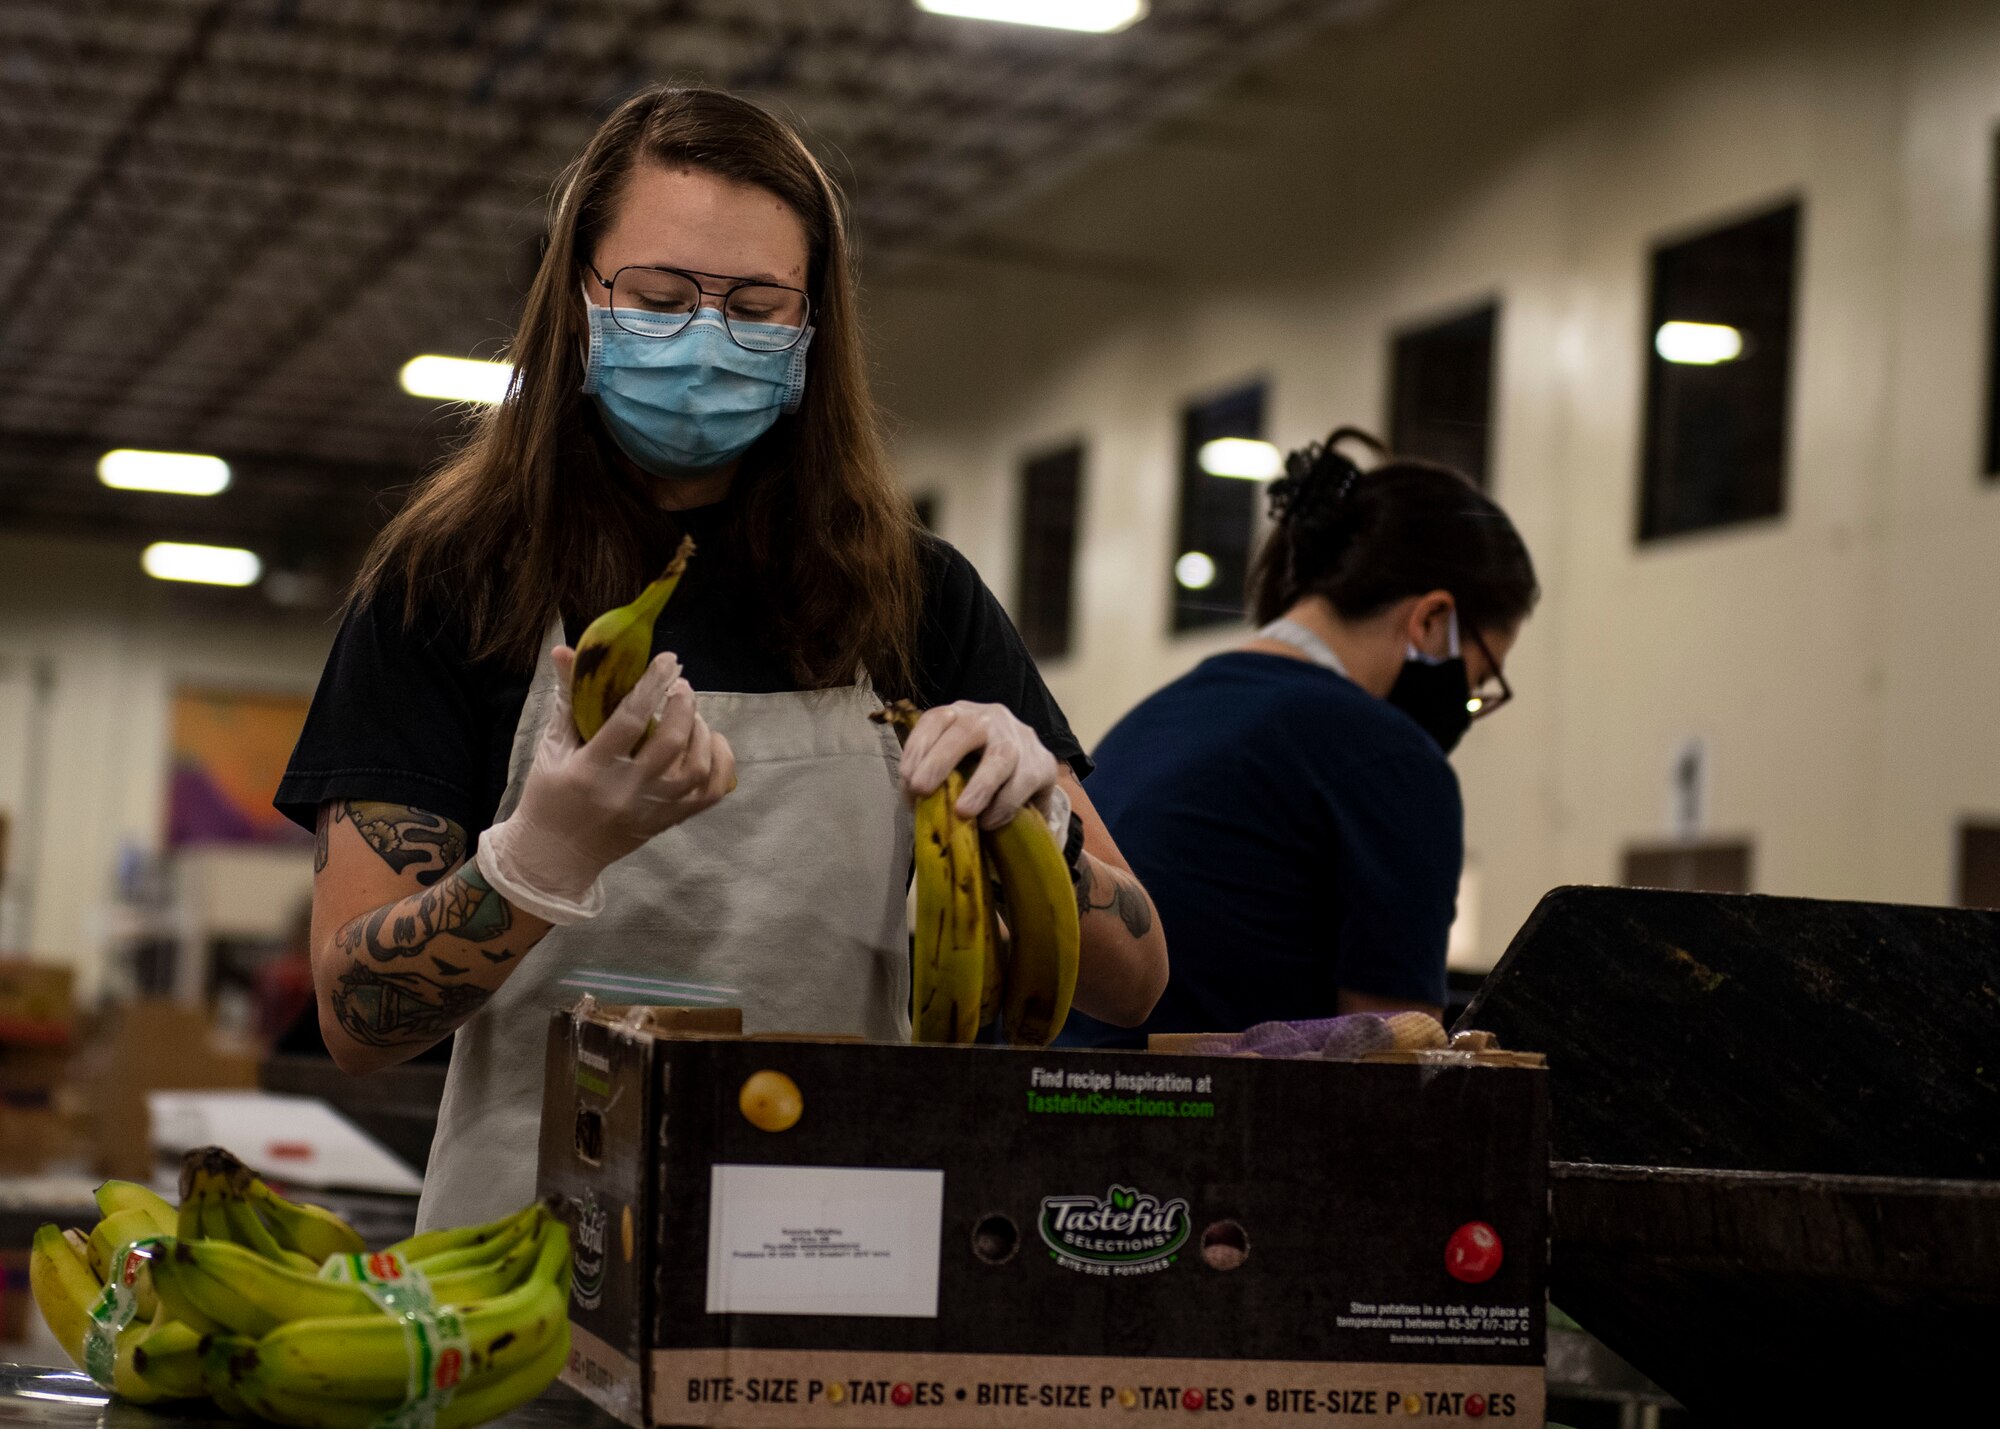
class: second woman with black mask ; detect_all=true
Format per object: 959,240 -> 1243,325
1057,428 -> 1539,1047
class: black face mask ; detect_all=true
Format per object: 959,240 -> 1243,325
1388,653 -> 1472,754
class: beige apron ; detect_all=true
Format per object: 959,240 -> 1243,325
416,625 -> 912,1230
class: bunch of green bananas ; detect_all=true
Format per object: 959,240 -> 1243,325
187,1205 -> 571,1429
28,1144 -> 571,1428
178,1146 -> 368,1272
877,701 -> 1083,1046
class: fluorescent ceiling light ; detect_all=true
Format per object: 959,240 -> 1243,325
97,448 -> 231,496
1198,437 -> 1283,480
142,542 -> 263,587
915,0 -> 1146,34
1654,321 -> 1744,365
400,354 -> 514,403
1174,551 -> 1218,591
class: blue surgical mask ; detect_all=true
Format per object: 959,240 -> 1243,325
581,303 -> 812,475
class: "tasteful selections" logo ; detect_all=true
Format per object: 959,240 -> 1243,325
1039,1183 -> 1190,1275
571,1189 -> 608,1311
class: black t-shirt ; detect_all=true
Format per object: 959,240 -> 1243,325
1057,651 -> 1462,1049
275,503 -> 1086,838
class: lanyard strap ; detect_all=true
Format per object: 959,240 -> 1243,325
1257,618 -> 1349,677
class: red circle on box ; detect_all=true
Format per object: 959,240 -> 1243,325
1445,1221 -> 1503,1283
1182,1389 -> 1204,1412
891,1384 -> 914,1408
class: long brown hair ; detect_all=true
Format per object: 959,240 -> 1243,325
1250,427 -> 1538,633
354,86 -> 923,693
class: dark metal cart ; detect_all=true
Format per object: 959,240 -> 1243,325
1458,886 -> 2000,1421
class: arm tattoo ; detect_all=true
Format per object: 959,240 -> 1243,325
1075,859 -> 1155,939
326,864 -> 519,1050
334,861 -> 512,963
331,963 -> 492,1049
314,804 -> 331,874
339,802 -> 467,886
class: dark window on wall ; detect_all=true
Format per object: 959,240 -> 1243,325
1986,129 -> 2000,480
1639,202 -> 1801,541
1958,823 -> 2000,908
1014,443 -> 1084,662
1171,382 -> 1265,633
1622,841 -> 1753,893
912,494 -> 939,531
1390,301 -> 1499,488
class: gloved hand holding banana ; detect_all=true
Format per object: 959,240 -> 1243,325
29,1145 -> 571,1429
476,535 -> 736,926
877,701 -> 1082,1047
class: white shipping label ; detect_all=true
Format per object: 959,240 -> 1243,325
705,1164 -> 945,1319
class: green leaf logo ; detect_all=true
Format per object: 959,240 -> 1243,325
1112,1189 -> 1135,1211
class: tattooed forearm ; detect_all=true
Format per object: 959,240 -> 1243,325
335,861 -> 512,962
331,963 -> 492,1048
1075,858 -> 1155,939
338,802 -> 467,886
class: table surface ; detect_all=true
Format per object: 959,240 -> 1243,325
0,1366 -> 619,1429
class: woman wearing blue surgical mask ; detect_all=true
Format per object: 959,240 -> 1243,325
1059,429 -> 1537,1048
277,87 -> 1167,1227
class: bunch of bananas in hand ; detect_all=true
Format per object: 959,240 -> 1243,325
29,1144 -> 572,1429
875,701 -> 1083,1046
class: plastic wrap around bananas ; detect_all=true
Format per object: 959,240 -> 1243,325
874,700 -> 1083,1047
28,1144 -> 571,1429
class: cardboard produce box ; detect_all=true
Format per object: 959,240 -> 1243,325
89,999 -> 260,1179
0,960 -> 74,1047
539,1008 -> 1547,1428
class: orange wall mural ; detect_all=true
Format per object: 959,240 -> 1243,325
167,688 -> 312,845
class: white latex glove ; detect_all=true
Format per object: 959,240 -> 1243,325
900,701 -> 1063,833
476,647 -> 736,925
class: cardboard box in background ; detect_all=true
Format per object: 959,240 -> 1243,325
89,999 -> 259,1180
0,965 -> 81,1175
0,960 -> 74,1048
540,1010 -> 1548,1429
0,1248 -> 29,1346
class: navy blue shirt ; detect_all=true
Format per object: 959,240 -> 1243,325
1060,651 -> 1462,1048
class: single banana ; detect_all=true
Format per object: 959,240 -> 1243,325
94,1181 -> 179,1238
571,535 -> 695,744
911,770 -> 988,1044
985,805 -> 1082,1047
149,1236 -> 390,1338
130,1317 -> 206,1400
384,1198 -> 547,1267
87,1207 -> 165,1282
237,1220 -> 571,1402
249,1182 -> 365,1263
28,1223 -> 98,1368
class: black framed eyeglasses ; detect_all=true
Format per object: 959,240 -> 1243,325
590,264 -> 811,353
1466,627 -> 1513,721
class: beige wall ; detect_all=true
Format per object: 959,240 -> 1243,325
870,0 -> 2000,965
0,535 -> 333,1000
